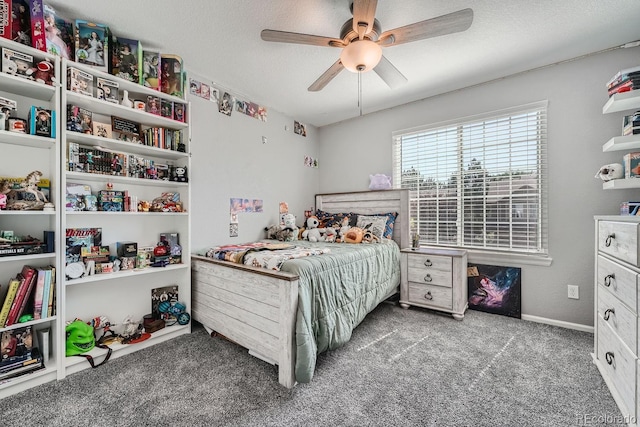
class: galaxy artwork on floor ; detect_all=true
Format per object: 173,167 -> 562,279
467,264 -> 521,318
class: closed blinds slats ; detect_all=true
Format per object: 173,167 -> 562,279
393,102 -> 548,255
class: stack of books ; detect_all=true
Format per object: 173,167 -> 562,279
607,65 -> 640,97
0,265 -> 56,327
0,326 -> 44,382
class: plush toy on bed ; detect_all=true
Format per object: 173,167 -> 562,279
301,216 -> 326,242
264,213 -> 299,242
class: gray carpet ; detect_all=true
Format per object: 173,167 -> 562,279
0,303 -> 626,426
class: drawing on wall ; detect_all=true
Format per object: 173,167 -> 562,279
189,78 -> 201,96
467,264 -> 521,318
294,120 -> 307,137
200,83 -> 210,100
219,92 -> 233,116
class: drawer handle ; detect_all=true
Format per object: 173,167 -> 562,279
604,274 -> 615,287
605,233 -> 615,247
424,291 -> 433,300
605,351 -> 614,365
424,259 -> 432,267
423,274 -> 433,283
604,308 -> 615,321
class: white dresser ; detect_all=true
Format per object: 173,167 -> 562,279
594,216 -> 640,422
399,247 -> 468,320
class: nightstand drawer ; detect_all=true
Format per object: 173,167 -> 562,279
406,253 -> 452,272
407,283 -> 453,310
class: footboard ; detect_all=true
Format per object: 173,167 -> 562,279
191,255 -> 299,388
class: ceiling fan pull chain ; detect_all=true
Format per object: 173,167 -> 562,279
358,71 -> 363,116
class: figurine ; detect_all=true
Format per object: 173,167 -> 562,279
121,90 -> 133,108
33,60 -> 55,86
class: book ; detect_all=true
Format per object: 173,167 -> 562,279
65,227 -> 102,266
46,266 -> 55,317
32,267 -> 46,320
13,267 -> 38,324
41,267 -> 51,318
0,325 -> 33,362
5,266 -> 37,327
0,278 -> 20,327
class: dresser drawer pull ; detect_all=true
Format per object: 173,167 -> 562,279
423,274 -> 433,283
424,259 -> 432,267
604,308 -> 615,321
605,233 -> 615,247
424,291 -> 433,300
604,274 -> 615,287
605,351 -> 615,365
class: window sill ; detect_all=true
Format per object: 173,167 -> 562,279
466,249 -> 552,267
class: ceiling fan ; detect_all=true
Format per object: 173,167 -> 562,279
261,0 -> 473,92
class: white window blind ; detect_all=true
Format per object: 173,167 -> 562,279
392,101 -> 548,255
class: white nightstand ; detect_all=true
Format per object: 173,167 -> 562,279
399,247 -> 468,320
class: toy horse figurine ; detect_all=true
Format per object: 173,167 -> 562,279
21,170 -> 48,202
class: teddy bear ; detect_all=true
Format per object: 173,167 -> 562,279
301,216 -> 326,242
33,60 -> 56,86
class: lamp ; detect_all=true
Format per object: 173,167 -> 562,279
340,39 -> 382,73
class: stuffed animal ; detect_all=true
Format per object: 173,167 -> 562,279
369,174 -> 392,190
595,163 -> 623,182
324,227 -> 337,243
337,216 -> 351,243
343,227 -> 364,244
265,213 -> 299,242
362,225 -> 381,243
282,213 -> 299,241
301,216 -> 326,242
33,60 -> 55,86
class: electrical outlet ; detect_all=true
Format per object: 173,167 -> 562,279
568,285 -> 579,299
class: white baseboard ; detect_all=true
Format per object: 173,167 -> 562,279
521,314 -> 593,333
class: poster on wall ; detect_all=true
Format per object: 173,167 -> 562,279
230,198 -> 264,213
294,121 -> 307,137
467,264 -> 521,318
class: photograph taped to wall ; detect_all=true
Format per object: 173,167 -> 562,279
230,223 -> 238,237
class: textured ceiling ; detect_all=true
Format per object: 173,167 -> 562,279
46,0 -> 640,127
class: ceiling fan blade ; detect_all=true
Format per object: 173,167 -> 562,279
261,29 -> 345,47
378,8 -> 473,47
374,55 -> 408,89
308,59 -> 345,92
352,0 -> 378,39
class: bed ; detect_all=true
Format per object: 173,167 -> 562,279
191,189 -> 410,388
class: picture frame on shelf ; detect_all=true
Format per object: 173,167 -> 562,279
92,121 -> 112,139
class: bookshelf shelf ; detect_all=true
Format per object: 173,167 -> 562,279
0,315 -> 57,333
64,324 -> 189,375
65,132 -> 189,161
603,90 -> 640,114
65,171 -> 189,188
0,131 -> 57,149
602,134 -> 640,152
64,263 -> 188,286
0,253 -> 56,264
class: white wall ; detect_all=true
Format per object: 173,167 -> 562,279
317,47 -> 640,327
188,72 -> 319,252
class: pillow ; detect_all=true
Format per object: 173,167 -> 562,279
356,215 -> 388,240
314,210 -> 355,229
352,212 -> 398,239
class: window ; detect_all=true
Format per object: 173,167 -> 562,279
392,101 -> 548,255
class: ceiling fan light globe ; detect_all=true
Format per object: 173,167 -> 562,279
340,39 -> 382,73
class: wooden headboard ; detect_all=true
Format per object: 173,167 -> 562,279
315,189 -> 410,249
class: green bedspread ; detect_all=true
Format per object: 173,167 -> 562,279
278,239 -> 401,383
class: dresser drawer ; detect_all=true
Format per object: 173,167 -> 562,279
598,285 -> 637,354
407,254 -> 452,287
407,282 -> 453,310
597,317 -> 637,418
598,221 -> 640,267
597,255 -> 638,313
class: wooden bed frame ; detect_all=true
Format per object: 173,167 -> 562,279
191,189 -> 409,388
